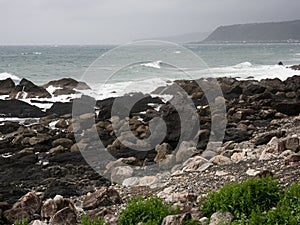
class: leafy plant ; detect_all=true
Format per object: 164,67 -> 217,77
201,176 -> 281,219
80,214 -> 108,225
183,219 -> 203,225
14,219 -> 29,225
118,196 -> 175,225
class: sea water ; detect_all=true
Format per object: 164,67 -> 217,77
1,43 -> 300,101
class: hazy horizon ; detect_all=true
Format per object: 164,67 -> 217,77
0,0 -> 300,45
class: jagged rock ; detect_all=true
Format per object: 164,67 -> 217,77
49,207 -> 77,225
154,143 -> 172,163
0,78 -> 15,95
82,187 -> 121,210
3,192 -> 41,223
10,78 -> 51,99
182,156 -> 207,172
285,137 -> 299,152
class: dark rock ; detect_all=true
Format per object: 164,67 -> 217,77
255,131 -> 285,146
260,78 -> 285,93
224,127 -> 253,143
43,180 -> 81,199
43,78 -> 90,90
0,99 -> 45,117
244,83 -> 266,96
82,187 -> 121,210
46,102 -> 73,116
10,78 -> 51,98
284,75 -> 300,91
289,64 -> 300,70
0,121 -> 21,134
0,78 -> 15,95
275,101 -> 300,116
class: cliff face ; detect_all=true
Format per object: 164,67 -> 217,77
203,20 -> 300,43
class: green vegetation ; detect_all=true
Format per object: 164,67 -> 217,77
118,196 -> 175,225
183,219 -> 202,225
14,219 -> 29,225
201,176 -> 300,224
80,214 -> 108,225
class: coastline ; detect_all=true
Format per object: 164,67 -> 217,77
0,72 -> 299,224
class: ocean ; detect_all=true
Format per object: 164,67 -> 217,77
0,43 -> 300,101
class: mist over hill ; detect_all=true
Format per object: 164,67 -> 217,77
202,19 -> 300,43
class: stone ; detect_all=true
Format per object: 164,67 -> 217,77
285,137 -> 299,152
209,211 -> 234,225
139,176 -> 159,186
32,220 -> 48,225
154,143 -> 172,163
52,138 -> 73,149
3,192 -> 41,223
176,141 -> 196,163
276,101 -> 300,116
49,207 -> 77,225
182,156 -> 207,172
0,78 -> 15,95
209,155 -> 232,165
161,213 -> 191,225
122,177 -> 140,187
284,154 -> 300,165
43,78 -> 91,91
246,168 -> 260,176
0,99 -> 45,118
82,187 -> 121,210
201,150 -> 217,160
111,166 -> 134,184
29,134 -> 51,146
10,78 -> 51,99
49,145 -> 68,155
55,119 -> 68,129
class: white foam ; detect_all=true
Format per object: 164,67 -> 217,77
141,61 -> 162,69
46,85 -> 62,96
0,72 -> 21,83
233,62 -> 253,69
295,53 -> 300,56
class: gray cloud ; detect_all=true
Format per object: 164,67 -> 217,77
0,0 -> 299,44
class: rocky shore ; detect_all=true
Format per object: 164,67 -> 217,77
0,72 -> 299,224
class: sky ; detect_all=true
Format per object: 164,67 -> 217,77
0,0 -> 300,45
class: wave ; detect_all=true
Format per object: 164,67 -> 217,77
141,61 -> 162,69
295,53 -> 300,56
0,72 -> 21,83
233,62 -> 253,69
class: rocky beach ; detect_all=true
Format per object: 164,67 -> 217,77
0,70 -> 300,224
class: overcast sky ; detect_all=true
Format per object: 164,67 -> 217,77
0,0 -> 299,45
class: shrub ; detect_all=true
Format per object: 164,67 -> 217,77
80,214 -> 108,225
14,219 -> 29,225
118,196 -> 174,225
201,176 -> 281,219
183,219 -> 202,225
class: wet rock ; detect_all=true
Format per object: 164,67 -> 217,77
3,192 -> 41,223
43,180 -> 81,199
82,187 -> 121,210
29,134 -> 52,146
0,78 -> 15,95
0,99 -> 45,117
0,121 -> 20,134
43,78 -> 90,93
10,78 -> 51,99
46,102 -> 73,116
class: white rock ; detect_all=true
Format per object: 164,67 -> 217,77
122,177 -> 140,187
246,168 -> 260,176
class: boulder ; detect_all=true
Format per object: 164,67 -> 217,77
49,207 -> 77,225
43,78 -> 90,90
3,192 -> 41,223
0,99 -> 45,117
10,78 -> 51,98
110,166 -> 134,184
275,101 -> 300,116
161,213 -> 191,225
29,134 -> 52,146
82,187 -> 121,210
209,211 -> 234,225
154,143 -> 172,163
52,138 -> 73,149
0,78 -> 15,95
0,121 -> 20,134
